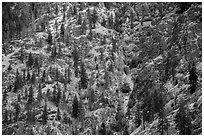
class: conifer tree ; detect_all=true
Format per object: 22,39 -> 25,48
88,28 -> 93,41
60,23 -> 65,37
101,17 -> 106,27
41,69 -> 46,82
189,61 -> 198,94
52,86 -> 57,103
3,109 -> 8,125
27,68 -> 30,81
28,86 -> 34,105
24,87 -> 28,99
73,46 -> 79,77
67,68 -> 71,84
130,9 -> 134,29
108,14 -> 113,29
98,122 -> 106,135
79,61 -> 88,89
88,89 -> 95,110
92,7 -> 98,28
72,95 -> 79,119
114,11 -> 120,32
47,30 -> 52,46
175,100 -> 192,135
77,12 -> 82,25
81,19 -> 87,35
13,69 -> 23,92
63,112 -> 70,125
42,99 -> 48,125
56,88 -> 61,106
62,88 -> 66,104
47,89 -> 51,100
37,84 -> 43,101
104,69 -> 109,89
62,12 -> 66,22
87,7 -> 92,29
72,5 -> 77,16
55,4 -> 58,16
56,107 -> 61,121
33,57 -> 39,71
2,90 -> 8,103
33,108 -> 37,123
22,69 -> 26,84
8,64 -> 12,71
14,102 -> 20,122
27,52 -> 34,68
9,111 -> 12,124
30,71 -> 36,84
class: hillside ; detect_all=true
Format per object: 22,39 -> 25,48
2,2 -> 202,135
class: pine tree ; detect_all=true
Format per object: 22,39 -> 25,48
27,68 -> 30,82
27,86 -> 34,107
62,88 -> 66,104
55,4 -> 58,16
98,122 -> 106,135
73,46 -> 79,77
67,68 -> 71,84
37,84 -> 43,101
123,125 -> 129,135
41,69 -> 46,82
175,99 -> 192,135
47,30 -> 52,46
24,87 -> 28,99
8,64 -> 12,71
56,107 -> 61,121
27,52 -> 34,68
108,14 -> 113,29
42,99 -> 48,125
81,19 -> 87,35
13,69 -> 23,92
47,89 -> 51,100
79,61 -> 88,89
92,7 -> 98,28
72,95 -> 79,119
33,57 -> 39,71
88,89 -> 95,110
30,71 -> 36,84
77,12 -> 82,25
115,102 -> 123,132
79,2 -> 85,11
72,5 -> 77,16
189,61 -> 198,94
60,23 -> 65,37
3,109 -> 8,125
130,9 -> 134,29
112,37 -> 117,52
63,112 -> 70,125
63,3 -> 67,13
114,11 -> 120,32
87,7 -> 92,29
101,17 -> 106,27
52,85 -> 57,104
22,69 -> 26,84
56,88 -> 61,106
88,28 -> 93,41
62,12 -> 66,22
32,108 -> 36,123
14,102 -> 20,122
2,90 -> 8,103
9,111 -> 12,124
104,70 -> 109,89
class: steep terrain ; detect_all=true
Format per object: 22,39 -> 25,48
2,2 -> 202,135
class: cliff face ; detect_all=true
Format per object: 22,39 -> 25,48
2,2 -> 202,135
